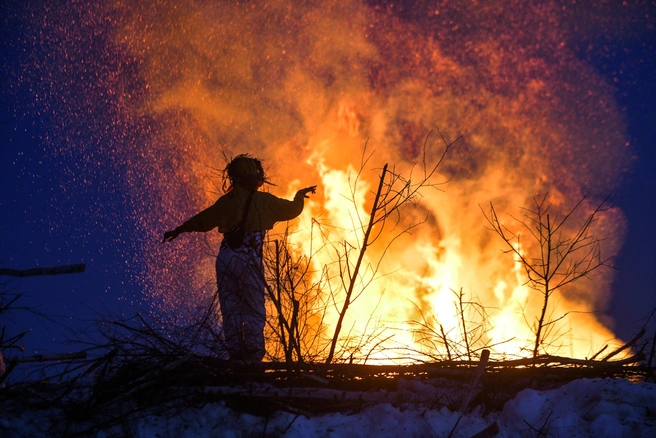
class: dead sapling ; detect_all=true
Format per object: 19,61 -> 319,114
483,194 -> 614,360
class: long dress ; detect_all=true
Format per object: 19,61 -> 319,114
177,187 -> 306,361
215,230 -> 266,361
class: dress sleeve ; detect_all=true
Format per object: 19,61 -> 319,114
177,199 -> 226,233
264,192 -> 305,222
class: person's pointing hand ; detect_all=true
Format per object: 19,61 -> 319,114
296,185 -> 317,199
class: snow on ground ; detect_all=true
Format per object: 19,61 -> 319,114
1,377 -> 655,437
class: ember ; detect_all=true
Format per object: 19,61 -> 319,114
17,0 -> 646,362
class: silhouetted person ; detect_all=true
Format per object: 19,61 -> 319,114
163,154 -> 315,362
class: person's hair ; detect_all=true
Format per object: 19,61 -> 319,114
224,154 -> 265,191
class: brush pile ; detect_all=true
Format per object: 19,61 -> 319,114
1,314 -> 653,437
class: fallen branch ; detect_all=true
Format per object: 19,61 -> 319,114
1,352 -> 87,387
7,351 -> 88,364
602,328 -> 645,362
0,263 -> 86,277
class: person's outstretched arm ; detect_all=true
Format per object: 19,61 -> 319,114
162,227 -> 181,242
297,186 -> 317,199
162,199 -> 225,242
265,185 -> 317,222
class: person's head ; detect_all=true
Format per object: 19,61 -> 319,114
225,154 -> 265,191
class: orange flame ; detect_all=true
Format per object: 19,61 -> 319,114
111,0 -> 633,360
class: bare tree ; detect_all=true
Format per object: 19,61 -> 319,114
263,229 -> 332,364
408,288 -> 498,362
483,194 -> 613,359
258,132 -> 459,365
321,132 -> 459,364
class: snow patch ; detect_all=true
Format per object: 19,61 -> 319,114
1,378 -> 654,437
